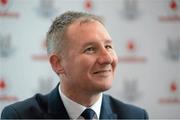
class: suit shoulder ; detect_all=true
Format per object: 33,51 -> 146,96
103,94 -> 149,119
1,93 -> 48,119
104,94 -> 142,110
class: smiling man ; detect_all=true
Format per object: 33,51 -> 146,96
1,11 -> 148,119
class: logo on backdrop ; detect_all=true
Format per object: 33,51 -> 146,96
0,0 -> 19,18
121,0 -> 141,20
36,0 -> 56,18
32,39 -> 48,61
164,37 -> 180,61
0,77 -> 17,101
0,78 -> 6,94
122,78 -> 142,102
159,81 -> 180,104
118,40 -> 147,63
83,0 -> 94,12
0,33 -> 15,58
159,0 -> 180,22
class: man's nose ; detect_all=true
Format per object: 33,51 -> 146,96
97,49 -> 113,65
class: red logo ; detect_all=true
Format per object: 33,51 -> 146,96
159,81 -> 180,104
159,0 -> 180,22
0,78 -> 6,90
170,81 -> 178,93
0,0 -> 19,18
0,0 -> 8,5
0,78 -> 17,101
0,0 -> 10,12
83,0 -> 94,12
127,40 -> 136,52
118,40 -> 146,63
169,0 -> 177,11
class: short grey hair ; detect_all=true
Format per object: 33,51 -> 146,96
46,11 -> 104,55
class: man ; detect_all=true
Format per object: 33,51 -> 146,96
1,11 -> 148,119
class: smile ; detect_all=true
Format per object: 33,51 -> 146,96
93,70 -> 111,74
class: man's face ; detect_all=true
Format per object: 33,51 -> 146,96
60,21 -> 118,94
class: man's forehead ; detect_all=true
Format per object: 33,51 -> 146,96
65,20 -> 112,43
69,20 -> 101,29
66,20 -> 106,37
82,39 -> 112,46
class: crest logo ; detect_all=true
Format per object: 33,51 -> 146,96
121,0 -> 140,20
118,40 -> 147,63
164,38 -> 180,61
32,39 -> 48,61
122,79 -> 142,102
37,0 -> 56,18
0,33 -> 15,58
36,76 -> 54,94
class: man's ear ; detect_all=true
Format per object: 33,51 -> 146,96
49,54 -> 65,75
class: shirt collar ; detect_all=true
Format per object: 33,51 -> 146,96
59,84 -> 102,119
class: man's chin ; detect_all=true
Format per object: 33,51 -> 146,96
97,84 -> 112,92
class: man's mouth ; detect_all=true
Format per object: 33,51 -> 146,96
93,69 -> 111,74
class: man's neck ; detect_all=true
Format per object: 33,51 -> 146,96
60,83 -> 101,107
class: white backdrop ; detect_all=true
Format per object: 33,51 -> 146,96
0,0 -> 180,119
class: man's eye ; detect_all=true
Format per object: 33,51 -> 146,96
105,45 -> 113,50
84,47 -> 96,53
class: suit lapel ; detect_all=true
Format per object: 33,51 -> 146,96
44,84 -> 70,119
100,95 -> 117,119
43,84 -> 117,119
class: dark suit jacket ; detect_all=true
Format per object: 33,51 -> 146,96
1,84 -> 148,119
